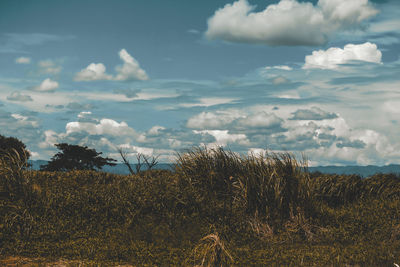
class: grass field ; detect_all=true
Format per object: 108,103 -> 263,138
1,147 -> 399,266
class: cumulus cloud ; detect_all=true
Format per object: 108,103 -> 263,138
290,107 -> 338,120
38,115 -> 138,150
186,111 -> 240,129
186,110 -> 286,135
183,106 -> 394,165
236,112 -> 283,129
7,91 -> 33,102
74,63 -> 112,81
147,125 -> 166,136
206,0 -> 378,46
303,42 -> 382,69
38,114 -> 187,162
37,60 -> 62,74
15,57 -> 31,64
118,143 -> 155,157
194,130 -> 249,146
66,118 -> 137,137
32,78 -> 59,92
114,49 -> 148,81
74,49 -> 148,81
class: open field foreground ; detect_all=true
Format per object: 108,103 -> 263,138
1,148 -> 400,266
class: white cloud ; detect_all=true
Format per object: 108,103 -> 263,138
187,110 -> 285,132
303,42 -> 382,69
11,113 -> 39,128
265,65 -> 293,71
74,49 -> 148,82
206,0 -> 378,46
32,78 -> 59,92
7,91 -> 33,102
114,49 -> 148,81
37,60 -> 62,74
74,63 -> 112,81
77,111 -> 93,119
15,57 -> 31,64
183,103 -> 400,165
186,111 -> 241,129
66,118 -> 137,137
237,112 -> 283,128
148,125 -> 166,136
119,143 -> 154,157
247,148 -> 267,157
194,130 -> 249,146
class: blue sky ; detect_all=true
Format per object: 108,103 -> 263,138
0,0 -> 399,166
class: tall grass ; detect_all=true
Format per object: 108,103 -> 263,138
1,146 -> 400,265
176,147 -> 312,230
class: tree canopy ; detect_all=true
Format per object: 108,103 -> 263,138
40,143 -> 117,171
0,134 -> 30,161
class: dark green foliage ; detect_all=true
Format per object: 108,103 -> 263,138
1,146 -> 400,265
40,143 -> 117,171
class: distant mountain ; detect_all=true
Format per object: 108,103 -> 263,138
101,163 -> 173,174
309,164 -> 400,177
29,161 -> 400,177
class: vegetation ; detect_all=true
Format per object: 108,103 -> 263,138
40,143 -> 117,171
1,146 -> 400,266
0,135 -> 30,166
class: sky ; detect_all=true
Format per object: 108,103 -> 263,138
0,0 -> 399,166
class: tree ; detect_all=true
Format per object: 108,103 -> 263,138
40,143 -> 117,171
118,148 -> 159,174
0,134 -> 30,162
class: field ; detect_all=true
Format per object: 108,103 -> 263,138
1,147 -> 400,266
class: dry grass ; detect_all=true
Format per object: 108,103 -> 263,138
189,233 -> 234,267
1,146 -> 400,265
